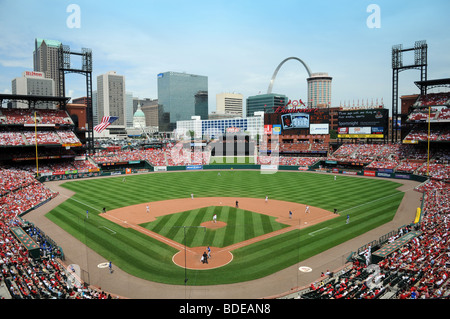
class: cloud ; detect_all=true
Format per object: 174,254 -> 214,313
0,58 -> 32,68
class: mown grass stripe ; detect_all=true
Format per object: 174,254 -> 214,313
48,170 -> 406,285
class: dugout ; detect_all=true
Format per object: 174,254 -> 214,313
371,230 -> 422,264
10,227 -> 41,260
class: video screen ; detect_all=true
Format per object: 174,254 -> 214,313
281,113 -> 310,130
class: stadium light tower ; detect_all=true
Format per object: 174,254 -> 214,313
391,40 -> 428,143
58,44 -> 94,154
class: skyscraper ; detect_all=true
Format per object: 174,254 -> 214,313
33,38 -> 62,96
96,71 -> 127,132
307,73 -> 332,108
157,71 -> 208,131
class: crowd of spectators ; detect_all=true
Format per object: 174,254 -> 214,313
257,156 -> 322,167
0,130 -> 81,146
0,177 -> 57,216
394,160 -> 424,173
0,168 -> 37,196
365,160 -> 399,170
0,108 -> 79,147
403,128 -> 441,142
0,109 -> 35,125
88,140 -> 449,180
328,142 -> 449,179
300,177 -> 449,299
416,162 -> 450,180
0,120 -> 447,299
407,109 -> 438,122
0,109 -> 73,126
439,108 -> 450,120
23,131 -> 61,145
56,131 -> 81,145
413,92 -> 450,107
92,146 -> 210,166
0,132 -> 26,146
0,166 -> 115,299
16,160 -> 99,176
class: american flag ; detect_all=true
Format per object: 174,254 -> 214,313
94,116 -> 119,133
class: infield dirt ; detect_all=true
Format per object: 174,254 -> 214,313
100,197 -> 337,270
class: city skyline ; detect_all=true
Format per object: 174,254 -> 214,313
0,0 -> 449,115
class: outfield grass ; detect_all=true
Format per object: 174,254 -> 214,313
45,170 -> 405,285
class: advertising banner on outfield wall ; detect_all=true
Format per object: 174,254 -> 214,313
377,172 -> 392,178
363,170 -> 376,177
186,165 -> 203,170
261,165 -> 278,171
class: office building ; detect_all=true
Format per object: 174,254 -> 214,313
126,92 -> 134,128
96,71 -> 127,132
92,91 -> 98,126
246,93 -> 288,117
307,72 -> 332,108
157,71 -> 208,131
11,71 -> 55,108
176,112 -> 264,140
216,93 -> 244,116
140,99 -> 160,129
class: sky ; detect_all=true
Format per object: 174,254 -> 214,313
0,0 -> 449,115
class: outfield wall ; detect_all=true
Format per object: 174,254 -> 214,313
37,162 -> 429,184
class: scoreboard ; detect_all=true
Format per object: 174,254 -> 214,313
264,108 -> 330,135
337,109 -> 388,138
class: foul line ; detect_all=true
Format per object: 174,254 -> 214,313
338,191 -> 405,214
98,226 -> 116,234
59,192 -> 102,213
102,213 -> 189,253
308,227 -> 331,236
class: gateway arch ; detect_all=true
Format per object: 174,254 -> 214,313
267,57 -> 312,94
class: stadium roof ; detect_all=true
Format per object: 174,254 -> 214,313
415,78 -> 450,90
0,93 -> 70,105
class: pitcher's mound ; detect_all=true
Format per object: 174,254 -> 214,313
200,220 -> 227,230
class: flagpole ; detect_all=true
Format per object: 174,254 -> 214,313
34,111 -> 39,176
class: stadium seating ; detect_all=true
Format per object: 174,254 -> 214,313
0,108 -> 73,126
299,178 -> 449,299
413,92 -> 450,107
0,117 -> 448,299
0,166 -> 115,299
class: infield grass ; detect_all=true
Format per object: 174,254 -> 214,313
45,170 -> 405,285
141,206 -> 289,248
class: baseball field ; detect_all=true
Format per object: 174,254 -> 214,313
44,170 -> 405,286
